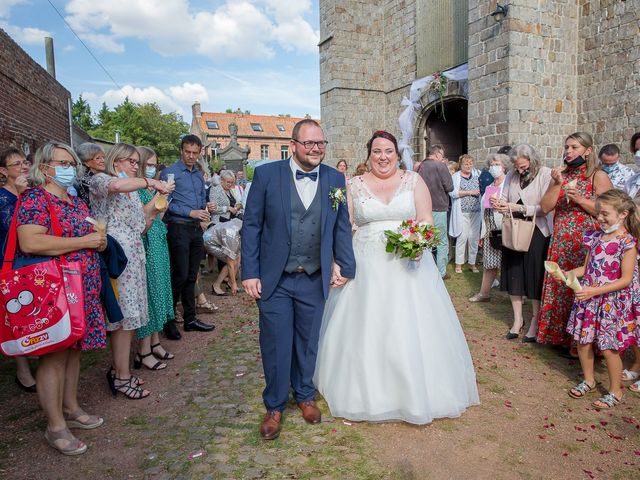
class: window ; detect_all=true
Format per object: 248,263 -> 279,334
206,120 -> 219,129
251,123 -> 263,132
261,145 -> 269,160
276,124 -> 286,132
280,145 -> 289,159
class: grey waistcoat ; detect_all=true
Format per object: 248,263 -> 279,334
284,176 -> 322,274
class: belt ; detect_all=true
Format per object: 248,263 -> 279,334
167,218 -> 201,226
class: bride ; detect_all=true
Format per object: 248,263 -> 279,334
314,130 -> 479,424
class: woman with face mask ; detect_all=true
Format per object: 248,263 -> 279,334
89,143 -> 172,399
492,145 -> 554,340
133,146 -> 176,371
469,153 -> 509,304
15,142 -> 108,455
537,132 -> 613,354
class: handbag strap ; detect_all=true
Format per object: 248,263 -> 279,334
2,190 -> 63,272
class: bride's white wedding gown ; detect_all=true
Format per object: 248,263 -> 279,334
314,171 -> 479,424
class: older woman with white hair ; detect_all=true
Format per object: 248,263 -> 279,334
73,142 -> 105,208
209,169 -> 242,295
492,144 -> 553,340
449,154 -> 482,273
469,153 -> 509,303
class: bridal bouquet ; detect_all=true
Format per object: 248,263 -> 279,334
384,219 -> 441,260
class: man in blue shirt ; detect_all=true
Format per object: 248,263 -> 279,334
160,135 -> 215,339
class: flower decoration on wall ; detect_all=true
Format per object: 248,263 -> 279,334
429,72 -> 448,120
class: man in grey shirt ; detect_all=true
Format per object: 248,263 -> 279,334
417,144 -> 453,279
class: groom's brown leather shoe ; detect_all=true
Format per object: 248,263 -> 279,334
297,400 -> 321,424
260,410 -> 282,440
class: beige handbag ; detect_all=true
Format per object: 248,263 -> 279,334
501,204 -> 535,252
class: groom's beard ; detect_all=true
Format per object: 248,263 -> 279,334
293,150 -> 324,172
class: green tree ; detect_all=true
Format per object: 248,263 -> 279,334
71,95 -> 94,131
88,98 -> 189,164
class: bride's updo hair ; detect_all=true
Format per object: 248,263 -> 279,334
366,130 -> 399,159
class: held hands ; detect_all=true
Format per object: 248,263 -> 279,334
330,263 -> 349,288
151,179 -> 174,195
574,286 -> 598,301
550,167 -> 564,186
206,201 -> 216,213
189,209 -> 211,222
242,278 -> 262,299
15,175 -> 28,194
85,231 -> 107,252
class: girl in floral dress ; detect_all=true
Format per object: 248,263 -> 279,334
554,190 -> 639,409
538,133 -> 613,350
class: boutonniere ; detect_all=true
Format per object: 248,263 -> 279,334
329,187 -> 346,210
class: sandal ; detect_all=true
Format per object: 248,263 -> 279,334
469,293 -> 490,303
568,380 -> 596,399
469,265 -> 480,273
134,352 -> 166,371
113,376 -> 150,400
629,380 -> 640,393
212,284 -> 228,296
107,368 -> 144,396
64,409 -> 104,430
151,342 -> 175,360
592,392 -> 624,409
197,299 -> 218,312
44,427 -> 87,456
622,369 -> 640,382
455,266 -> 463,274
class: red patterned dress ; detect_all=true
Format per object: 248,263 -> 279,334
537,166 -> 597,346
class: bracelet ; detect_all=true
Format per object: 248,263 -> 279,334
144,177 -> 150,189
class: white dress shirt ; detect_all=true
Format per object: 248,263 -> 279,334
289,158 -> 320,209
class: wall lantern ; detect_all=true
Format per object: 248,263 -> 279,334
490,3 -> 509,22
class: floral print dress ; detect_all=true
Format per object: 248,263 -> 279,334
566,230 -> 638,351
16,187 -> 106,350
135,188 -> 174,339
537,166 -> 598,346
89,173 -> 149,331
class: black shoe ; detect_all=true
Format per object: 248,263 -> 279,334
505,332 -> 519,340
183,319 -> 215,332
163,321 -> 182,340
15,376 -> 37,393
522,335 -> 537,343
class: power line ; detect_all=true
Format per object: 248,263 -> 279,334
46,0 -> 122,91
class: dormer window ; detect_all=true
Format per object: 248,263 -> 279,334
206,121 -> 219,129
251,123 -> 263,132
277,124 -> 286,132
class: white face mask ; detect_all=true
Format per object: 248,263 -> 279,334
489,165 -> 503,178
602,223 -> 620,234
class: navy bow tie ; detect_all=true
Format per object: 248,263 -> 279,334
296,170 -> 318,181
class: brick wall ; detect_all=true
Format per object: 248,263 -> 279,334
577,0 -> 640,162
0,29 -> 71,154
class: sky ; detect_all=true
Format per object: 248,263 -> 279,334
0,0 -> 321,122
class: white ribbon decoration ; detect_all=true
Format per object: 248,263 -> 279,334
398,63 -> 469,171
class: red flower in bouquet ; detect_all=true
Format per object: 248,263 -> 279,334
384,220 -> 441,260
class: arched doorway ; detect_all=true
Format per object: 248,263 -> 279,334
423,98 -> 467,162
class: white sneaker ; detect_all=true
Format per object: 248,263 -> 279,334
492,279 -> 500,289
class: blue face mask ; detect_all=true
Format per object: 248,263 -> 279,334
145,166 -> 156,179
117,170 -> 128,178
51,165 -> 76,188
601,163 -> 618,174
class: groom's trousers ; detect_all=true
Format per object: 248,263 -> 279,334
258,270 -> 325,411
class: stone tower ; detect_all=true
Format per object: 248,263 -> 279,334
319,0 -> 640,165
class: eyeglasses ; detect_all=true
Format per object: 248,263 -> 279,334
120,157 -> 139,166
49,159 -> 78,168
5,160 -> 31,168
292,139 -> 328,150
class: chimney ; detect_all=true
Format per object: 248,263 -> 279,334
45,37 -> 56,79
192,101 -> 201,119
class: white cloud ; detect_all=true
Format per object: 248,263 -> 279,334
63,0 -> 317,58
0,0 -> 27,18
0,21 -> 50,45
82,82 -> 210,116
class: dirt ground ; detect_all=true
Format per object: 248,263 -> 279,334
0,270 -> 639,479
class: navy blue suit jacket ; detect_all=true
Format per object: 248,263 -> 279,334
241,160 -> 356,300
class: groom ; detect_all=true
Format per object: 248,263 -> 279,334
241,119 -> 356,440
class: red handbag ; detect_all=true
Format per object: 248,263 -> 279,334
0,196 -> 86,356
